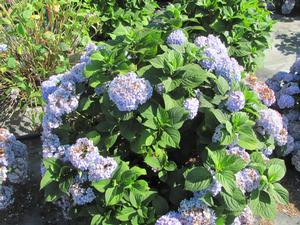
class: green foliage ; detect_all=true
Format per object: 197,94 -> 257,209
40,6 -> 286,225
173,0 -> 274,71
0,0 -> 101,120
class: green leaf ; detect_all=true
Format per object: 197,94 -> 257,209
220,155 -> 246,173
92,179 -> 111,193
272,183 -> 289,205
40,171 -> 56,190
91,215 -> 103,225
176,64 -> 208,88
105,186 -> 123,206
215,76 -> 230,95
267,164 -> 285,183
116,207 -> 136,221
216,171 -> 236,194
86,130 -> 101,145
237,128 -> 261,150
7,57 -> 17,68
250,190 -> 276,220
209,109 -> 229,123
184,167 -> 212,192
160,126 -> 181,148
152,195 -> 169,215
221,188 -> 246,211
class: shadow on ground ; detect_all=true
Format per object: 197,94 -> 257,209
274,32 -> 300,56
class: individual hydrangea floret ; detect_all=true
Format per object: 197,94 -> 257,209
108,72 -> 153,112
0,186 -> 14,210
166,29 -> 187,46
183,98 -> 199,119
236,168 -> 259,193
0,44 -> 8,52
88,156 -> 118,182
67,138 -> 100,171
277,94 -> 295,109
226,91 -> 245,112
262,147 -> 274,157
155,211 -> 182,225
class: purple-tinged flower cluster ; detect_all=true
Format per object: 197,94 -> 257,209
256,109 -> 288,146
194,35 -> 243,84
0,44 -> 8,52
226,91 -> 245,112
183,98 -> 200,119
88,156 -> 118,182
236,168 -> 259,193
166,29 -> 187,46
108,72 -> 153,112
227,145 -> 250,163
156,196 -> 216,225
244,75 -> 276,107
155,83 -> 165,94
232,207 -> 255,225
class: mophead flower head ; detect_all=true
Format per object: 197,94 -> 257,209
155,211 -> 182,225
88,156 -> 118,182
108,72 -> 153,112
67,138 -> 100,171
236,168 -> 259,193
226,91 -> 245,112
166,29 -> 187,46
183,98 -> 199,119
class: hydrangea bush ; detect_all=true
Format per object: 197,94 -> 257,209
40,24 -> 289,224
0,128 -> 28,210
266,58 -> 300,171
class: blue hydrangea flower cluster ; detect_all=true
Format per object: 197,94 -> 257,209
226,91 -> 245,112
0,44 -> 8,52
236,168 -> 259,193
155,211 -> 182,225
257,109 -> 288,146
108,72 -> 153,112
194,35 -> 243,84
212,124 -> 224,143
41,44 -> 118,209
277,94 -> 295,109
69,175 -> 96,205
166,29 -> 187,46
67,138 -> 117,182
0,186 -> 14,210
156,196 -> 216,225
226,145 -> 250,163
231,207 -> 254,225
41,44 -> 97,160
0,128 -> 28,210
183,98 -> 200,119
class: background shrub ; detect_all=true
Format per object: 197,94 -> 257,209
173,0 -> 274,72
0,0 -> 101,121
